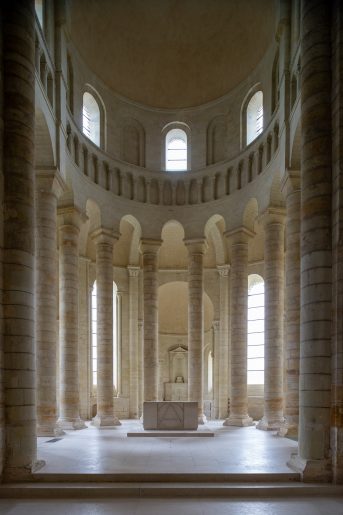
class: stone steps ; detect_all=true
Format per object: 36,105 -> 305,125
1,481 -> 343,499
32,472 -> 300,483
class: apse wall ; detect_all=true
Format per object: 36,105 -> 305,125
66,36 -> 277,171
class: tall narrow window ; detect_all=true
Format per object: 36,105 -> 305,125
83,92 -> 100,146
91,281 -> 118,389
247,274 -> 264,385
91,281 -> 98,386
246,91 -> 263,145
165,128 -> 187,171
208,351 -> 213,393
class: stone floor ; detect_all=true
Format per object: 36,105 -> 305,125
1,497 -> 343,515
3,424 -> 342,513
37,420 -> 297,474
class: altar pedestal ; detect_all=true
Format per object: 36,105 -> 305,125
143,401 -> 198,430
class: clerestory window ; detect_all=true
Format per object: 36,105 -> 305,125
246,91 -> 263,145
165,128 -> 187,171
83,92 -> 101,147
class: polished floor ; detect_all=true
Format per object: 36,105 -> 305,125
37,420 -> 297,474
1,497 -> 343,515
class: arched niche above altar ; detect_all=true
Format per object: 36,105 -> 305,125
164,344 -> 188,401
169,345 -> 188,383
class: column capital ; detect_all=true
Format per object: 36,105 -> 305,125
57,206 -> 87,230
184,237 -> 208,254
217,264 -> 230,277
128,265 -> 140,277
224,227 -> 254,245
139,238 -> 162,255
36,167 -> 67,199
281,170 -> 300,197
91,228 -> 119,246
261,207 -> 286,227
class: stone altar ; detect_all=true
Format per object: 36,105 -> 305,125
143,401 -> 198,430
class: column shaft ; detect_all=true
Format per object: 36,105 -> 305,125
289,0 -> 332,481
257,213 -> 285,431
35,181 -> 63,436
224,232 -> 253,426
141,240 -> 161,402
185,239 -> 207,424
3,0 -> 41,478
213,321 -> 220,418
218,265 -> 230,419
57,210 -> 86,430
281,176 -> 300,436
128,267 -> 140,418
92,230 -> 120,427
138,319 -> 144,416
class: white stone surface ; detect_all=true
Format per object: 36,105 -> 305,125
2,497 -> 343,515
36,420 -> 298,474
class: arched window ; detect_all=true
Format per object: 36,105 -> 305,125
165,128 -> 187,171
247,274 -> 264,385
91,281 -> 118,389
83,92 -> 101,147
246,91 -> 263,145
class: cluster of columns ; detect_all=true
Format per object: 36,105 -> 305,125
37,206 -> 121,433
140,237 -> 208,424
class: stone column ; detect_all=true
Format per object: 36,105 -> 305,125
184,238 -> 208,424
128,266 -> 140,418
2,0 -> 43,478
138,319 -> 144,415
35,171 -> 65,436
332,0 -> 343,484
57,207 -> 86,430
289,0 -> 332,482
140,239 -> 162,402
257,209 -> 285,431
224,230 -> 253,427
92,229 -> 121,427
217,265 -> 230,419
212,321 -> 220,418
279,172 -> 300,437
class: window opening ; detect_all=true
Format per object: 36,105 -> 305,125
91,281 -> 118,388
247,91 -> 263,145
247,275 -> 264,384
208,351 -> 213,393
83,92 -> 100,146
165,128 -> 187,171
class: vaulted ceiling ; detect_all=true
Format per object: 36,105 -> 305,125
66,0 -> 276,108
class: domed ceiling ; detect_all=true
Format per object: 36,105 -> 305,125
67,0 -> 276,109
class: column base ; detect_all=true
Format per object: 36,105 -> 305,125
37,424 -> 65,437
4,459 -> 46,481
256,416 -> 284,431
287,452 -> 332,483
198,413 -> 207,425
57,417 -> 87,431
92,414 -> 121,427
223,415 -> 254,427
277,422 -> 298,438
